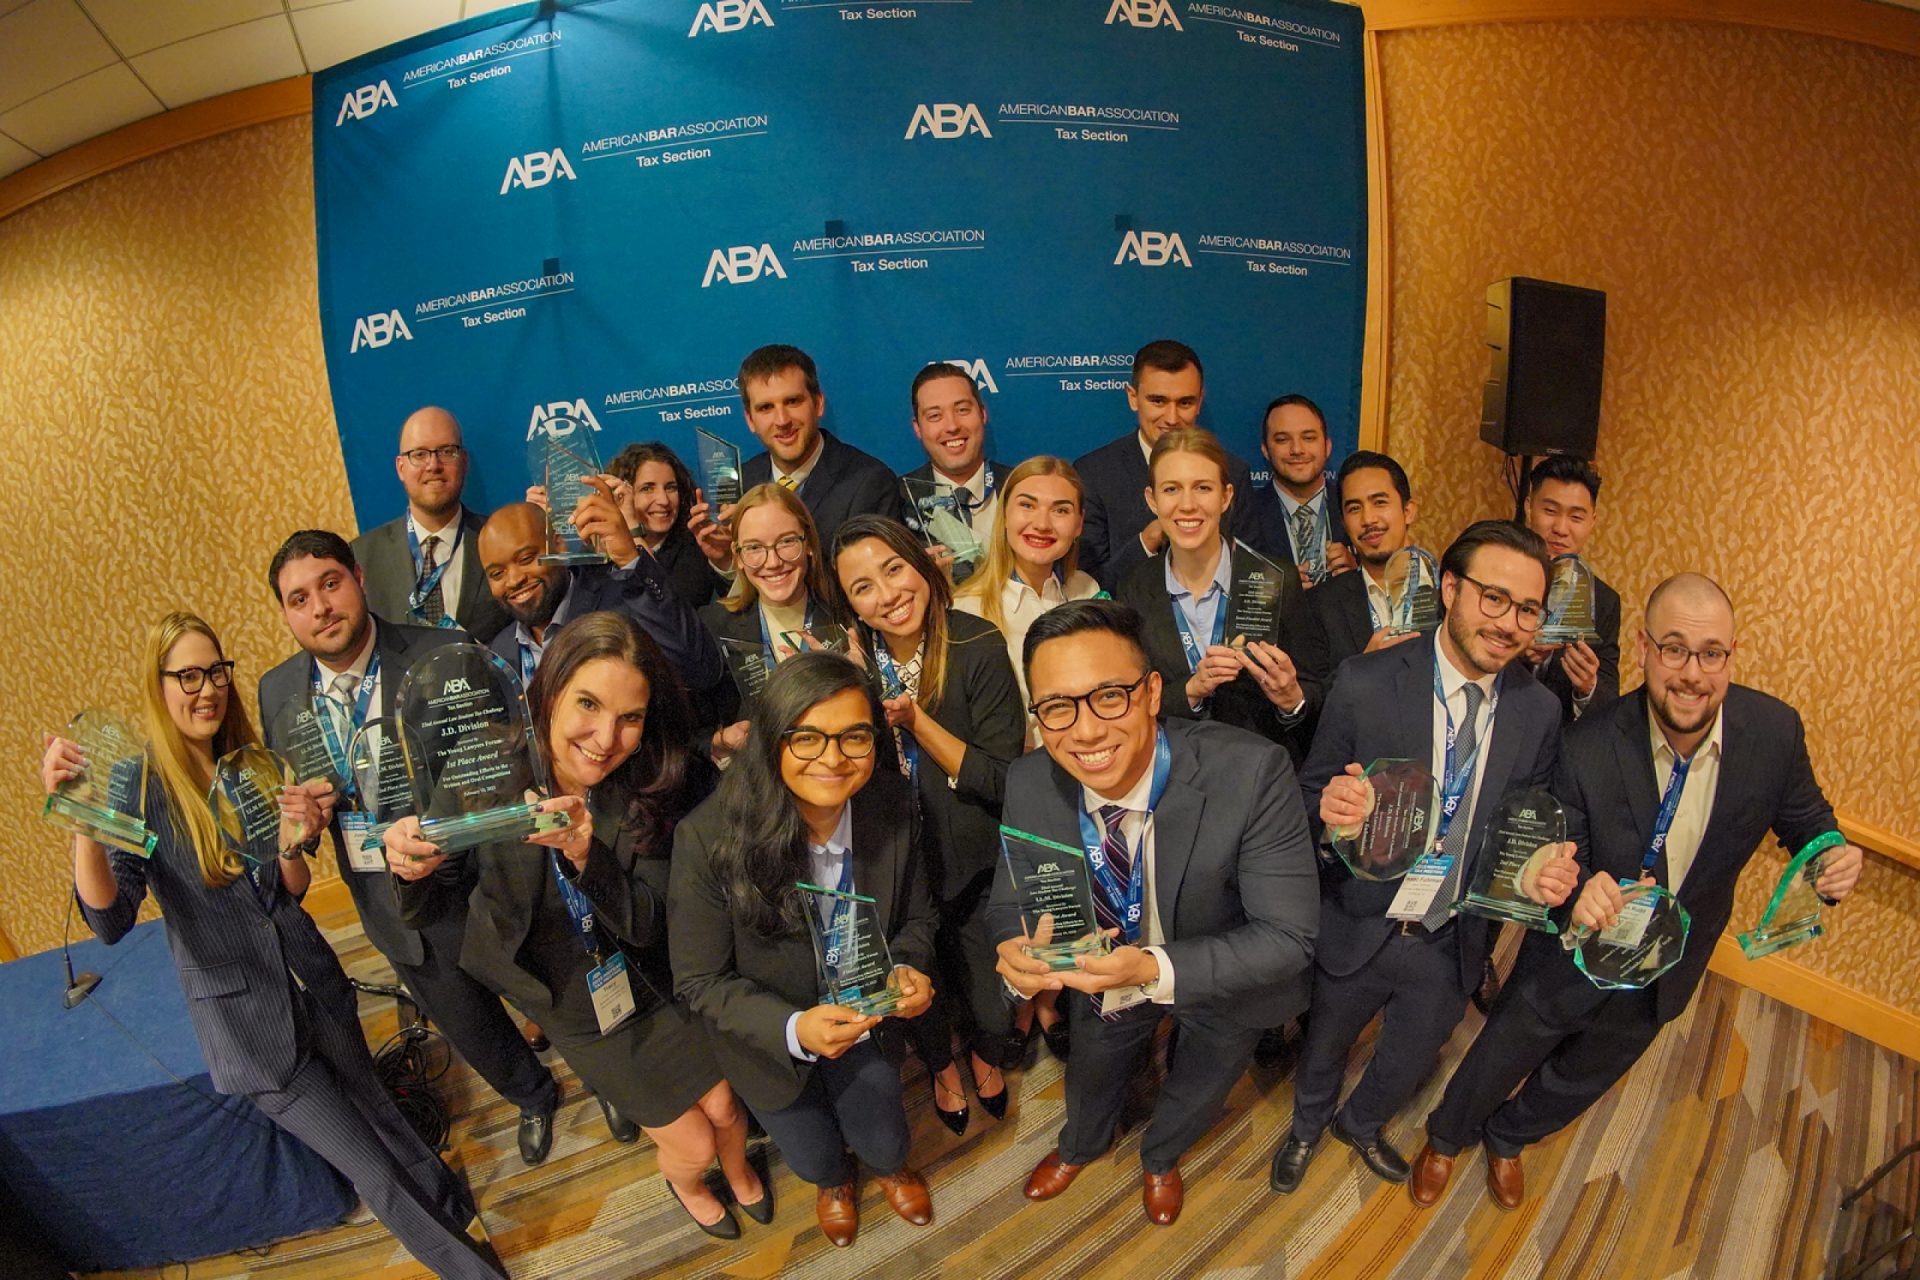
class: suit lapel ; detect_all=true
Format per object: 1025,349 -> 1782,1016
1691,699 -> 1740,876
1395,638 -> 1435,763
1475,664 -> 1529,819
796,433 -> 837,507
373,621 -> 413,721
850,783 -> 898,930
1148,729 -> 1205,931
1612,691 -> 1660,871
454,507 -> 486,621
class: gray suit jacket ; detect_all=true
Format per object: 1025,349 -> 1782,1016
352,507 -> 508,643
986,716 -> 1320,1031
258,617 -> 464,966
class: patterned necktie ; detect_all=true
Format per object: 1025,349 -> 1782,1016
324,673 -> 358,746
417,534 -> 446,625
1090,804 -> 1136,1018
1423,681 -> 1485,929
776,473 -> 799,492
950,484 -> 975,527
1292,502 -> 1320,565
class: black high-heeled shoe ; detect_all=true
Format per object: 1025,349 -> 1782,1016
932,1072 -> 970,1136
668,1181 -> 740,1240
972,1060 -> 1009,1121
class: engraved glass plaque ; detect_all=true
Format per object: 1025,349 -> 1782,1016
1536,554 -> 1601,645
396,643 -> 568,854
901,477 -> 984,574
719,637 -> 772,701
694,427 -> 744,509
1000,826 -> 1109,971
1454,787 -> 1566,933
799,882 -> 901,1016
1738,830 -> 1844,959
210,745 -> 300,865
782,620 -> 852,656
1562,881 -> 1691,990
345,717 -> 419,862
1226,539 -> 1289,644
530,424 -> 611,566
42,710 -> 155,858
267,698 -> 347,791
1298,470 -> 1337,585
1331,758 -> 1440,881
1384,546 -> 1441,635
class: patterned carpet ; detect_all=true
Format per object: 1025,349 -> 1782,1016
84,918 -> 1920,1280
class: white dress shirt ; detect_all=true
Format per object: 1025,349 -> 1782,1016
1431,640 -> 1499,844
1648,706 -> 1725,893
955,567 -> 1101,735
772,434 -> 825,490
932,462 -> 1000,543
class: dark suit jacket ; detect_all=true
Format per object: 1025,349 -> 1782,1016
1304,563 -> 1376,674
1533,573 -> 1623,724
1116,542 -> 1327,764
985,717 -> 1320,1030
741,430 -> 904,551
668,770 -> 936,1111
1300,634 -> 1561,993
652,523 -> 724,610
1071,430 -> 1256,589
1240,481 -> 1351,576
259,616 -> 463,967
692,593 -> 849,732
900,459 -> 1009,507
352,506 -> 507,643
1513,686 -> 1835,1027
484,546 -> 724,696
396,764 -> 715,1040
80,782 -> 358,1097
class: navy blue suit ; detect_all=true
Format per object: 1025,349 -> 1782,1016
1240,481 -> 1351,578
740,429 -> 903,551
1070,430 -> 1257,590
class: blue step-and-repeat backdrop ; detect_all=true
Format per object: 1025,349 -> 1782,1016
314,0 -> 1367,531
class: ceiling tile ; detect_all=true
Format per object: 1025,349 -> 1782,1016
0,130 -> 40,178
0,62 -> 160,154
291,0 -> 461,71
79,0 -> 286,58
131,16 -> 304,109
0,0 -> 118,114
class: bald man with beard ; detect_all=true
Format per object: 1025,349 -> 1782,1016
478,483 -> 723,698
1408,573 -> 1866,1212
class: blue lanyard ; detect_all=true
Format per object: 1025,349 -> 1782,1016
1642,751 -> 1694,877
1074,729 -> 1172,944
1169,548 -> 1229,673
405,522 -> 462,628
519,639 -> 539,688
550,852 -> 605,961
816,841 -> 857,933
311,652 -> 380,795
1432,658 -> 1497,844
871,640 -> 920,785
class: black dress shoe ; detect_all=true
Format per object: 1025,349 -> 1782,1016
668,1181 -> 740,1240
598,1095 -> 639,1143
1332,1119 -> 1410,1183
1471,956 -> 1502,1015
735,1183 -> 775,1225
1040,1016 -> 1070,1062
518,1101 -> 555,1166
1252,1025 -> 1293,1068
1269,1134 -> 1318,1194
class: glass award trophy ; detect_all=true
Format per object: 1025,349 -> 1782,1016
1226,540 -> 1290,645
266,699 -> 348,792
1299,471 -> 1337,586
1536,554 -> 1601,645
1738,830 -> 1845,959
900,477 -> 984,576
798,882 -> 901,1015
1561,880 -> 1691,990
1000,827 -> 1109,970
694,427 -> 744,510
782,620 -> 852,656
1454,787 -> 1567,933
719,637 -> 772,700
395,644 -> 569,854
1384,547 -> 1441,635
530,425 -> 610,566
210,745 -> 301,864
41,710 -> 156,857
344,717 -> 420,867
1330,759 -> 1440,881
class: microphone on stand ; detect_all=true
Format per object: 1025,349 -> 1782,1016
61,895 -> 100,1009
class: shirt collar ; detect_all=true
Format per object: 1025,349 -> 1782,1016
316,620 -> 379,682
1163,539 -> 1234,603
775,433 -> 826,487
936,462 -> 988,501
408,509 -> 460,544
1434,635 -> 1496,701
807,802 -> 854,859
1276,482 -> 1325,520
1649,701 -> 1725,765
514,577 -> 574,653
1081,742 -> 1160,816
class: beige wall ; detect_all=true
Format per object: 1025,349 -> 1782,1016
1375,20 -> 1920,1007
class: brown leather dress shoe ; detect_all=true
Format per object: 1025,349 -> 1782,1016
1486,1153 -> 1524,1209
874,1169 -> 933,1226
1407,1144 -> 1454,1208
1024,1150 -> 1086,1200
816,1182 -> 858,1247
1142,1167 -> 1183,1225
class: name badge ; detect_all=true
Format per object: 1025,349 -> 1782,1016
588,952 -> 638,1035
1386,853 -> 1454,920
340,812 -> 386,874
1100,984 -> 1152,1016
1599,896 -> 1655,949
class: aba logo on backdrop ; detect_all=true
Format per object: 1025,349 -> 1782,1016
906,104 -> 991,140
500,149 -> 576,195
335,80 -> 396,125
945,358 -> 1000,395
1115,229 -> 1191,267
349,309 -> 412,353
527,399 -> 603,441
702,244 -> 787,287
1106,0 -> 1183,29
689,0 -> 773,35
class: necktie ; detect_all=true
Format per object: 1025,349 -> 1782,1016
951,485 -> 975,527
417,534 -> 446,625
1292,502 -> 1320,566
1422,681 -> 1485,930
1090,804 -> 1135,1018
776,473 -> 799,492
324,673 -> 359,743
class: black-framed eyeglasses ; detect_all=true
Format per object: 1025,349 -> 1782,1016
162,660 -> 237,693
1029,673 -> 1149,733
398,445 -> 465,467
1642,632 -> 1731,674
739,533 -> 808,569
1454,574 -> 1545,633
782,725 -> 877,760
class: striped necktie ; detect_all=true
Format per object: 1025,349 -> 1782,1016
1422,681 -> 1485,930
776,473 -> 799,492
1090,804 -> 1135,1019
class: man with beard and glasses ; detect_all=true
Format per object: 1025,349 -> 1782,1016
1270,521 -> 1572,1197
477,481 -> 722,698
257,530 -> 564,1166
352,407 -> 507,641
1408,573 -> 1864,1211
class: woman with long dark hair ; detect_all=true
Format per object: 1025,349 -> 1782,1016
832,515 -> 1026,1132
387,612 -> 766,1238
669,652 -> 937,1248
608,442 -> 720,609
42,612 -> 505,1280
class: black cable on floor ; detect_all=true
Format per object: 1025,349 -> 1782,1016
365,993 -> 453,1152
